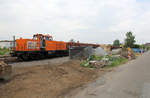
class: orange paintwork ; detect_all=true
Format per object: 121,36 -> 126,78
15,38 -> 40,51
45,40 -> 67,51
13,34 -> 99,53
14,35 -> 67,52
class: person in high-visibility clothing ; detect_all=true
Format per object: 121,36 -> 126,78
128,48 -> 131,60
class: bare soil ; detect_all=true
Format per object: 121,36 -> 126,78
0,58 -> 109,98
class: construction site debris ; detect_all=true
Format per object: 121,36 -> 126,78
81,55 -> 109,68
0,61 -> 12,80
111,48 -> 121,55
89,61 -> 105,68
121,48 -> 136,59
93,47 -> 107,56
69,47 -> 108,60
81,54 -> 128,69
69,46 -> 93,60
100,44 -> 112,53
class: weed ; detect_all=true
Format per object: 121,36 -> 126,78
80,60 -> 92,68
104,57 -> 128,68
89,55 -> 103,61
0,48 -> 9,55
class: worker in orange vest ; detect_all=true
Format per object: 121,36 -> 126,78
128,48 -> 131,60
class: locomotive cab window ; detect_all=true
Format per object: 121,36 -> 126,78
33,36 -> 38,40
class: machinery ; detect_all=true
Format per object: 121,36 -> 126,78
11,34 -> 99,60
11,34 -> 68,60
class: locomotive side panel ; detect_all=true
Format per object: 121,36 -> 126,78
16,39 -> 40,51
45,40 -> 57,51
56,41 -> 67,51
45,41 -> 67,51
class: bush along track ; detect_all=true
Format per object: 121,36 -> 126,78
104,56 -> 128,68
80,55 -> 128,68
80,55 -> 103,68
0,48 -> 9,55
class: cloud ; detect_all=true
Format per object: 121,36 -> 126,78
0,0 -> 150,44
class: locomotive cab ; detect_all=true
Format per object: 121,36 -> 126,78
33,34 -> 53,50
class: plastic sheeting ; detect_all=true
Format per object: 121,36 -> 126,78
93,47 -> 107,56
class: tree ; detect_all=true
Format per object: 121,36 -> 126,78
113,39 -> 120,47
133,44 -> 141,48
69,39 -> 75,43
124,32 -> 136,48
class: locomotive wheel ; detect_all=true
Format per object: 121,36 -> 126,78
21,55 -> 29,61
40,54 -> 45,59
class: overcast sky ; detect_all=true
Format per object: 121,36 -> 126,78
0,0 -> 150,44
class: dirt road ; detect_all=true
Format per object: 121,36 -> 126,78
0,57 -> 109,98
66,52 -> 150,98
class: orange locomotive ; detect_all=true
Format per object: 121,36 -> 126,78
11,34 -> 68,60
11,34 -> 99,60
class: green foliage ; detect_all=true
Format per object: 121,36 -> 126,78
69,39 -> 75,42
81,55 -> 128,69
113,39 -> 120,47
146,46 -> 150,51
105,55 -> 116,61
110,57 -> 128,67
133,44 -> 141,48
124,32 -> 136,48
133,44 -> 145,49
105,57 -> 128,68
89,55 -> 103,61
0,48 -> 9,55
141,45 -> 145,49
80,55 -> 104,68
80,60 -> 92,68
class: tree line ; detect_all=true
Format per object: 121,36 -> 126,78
113,31 -> 145,48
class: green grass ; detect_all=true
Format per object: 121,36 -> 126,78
104,56 -> 128,68
80,60 -> 91,68
80,55 -> 128,69
80,55 -> 104,68
89,55 -> 103,61
0,48 -> 9,55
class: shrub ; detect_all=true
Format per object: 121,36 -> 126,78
89,55 -> 103,61
80,60 -> 92,68
105,56 -> 128,68
0,48 -> 9,55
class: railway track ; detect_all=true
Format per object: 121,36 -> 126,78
0,55 -> 68,65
